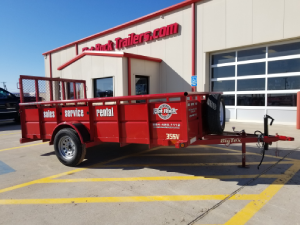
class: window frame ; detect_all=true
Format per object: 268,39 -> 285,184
210,39 -> 300,112
93,76 -> 115,98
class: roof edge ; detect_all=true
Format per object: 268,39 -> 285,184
57,51 -> 162,70
43,0 -> 201,56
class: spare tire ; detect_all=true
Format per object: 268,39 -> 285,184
206,94 -> 225,134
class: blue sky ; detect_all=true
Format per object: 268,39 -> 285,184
0,0 -> 182,93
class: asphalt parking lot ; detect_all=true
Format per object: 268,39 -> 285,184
0,120 -> 299,225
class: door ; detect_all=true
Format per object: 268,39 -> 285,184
135,76 -> 149,103
135,76 -> 149,96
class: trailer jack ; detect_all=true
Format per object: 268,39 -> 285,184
257,115 -> 275,170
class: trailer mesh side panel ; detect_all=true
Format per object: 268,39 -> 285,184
22,79 -> 36,103
38,80 -> 51,102
20,76 -> 86,104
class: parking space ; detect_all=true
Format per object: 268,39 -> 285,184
0,120 -> 299,225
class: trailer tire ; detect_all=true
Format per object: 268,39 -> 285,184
206,94 -> 225,134
54,128 -> 86,167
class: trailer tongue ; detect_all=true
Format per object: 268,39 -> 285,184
19,76 -> 294,167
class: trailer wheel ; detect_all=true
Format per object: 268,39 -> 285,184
206,94 -> 226,134
54,128 -> 86,167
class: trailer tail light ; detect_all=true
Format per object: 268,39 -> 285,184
175,142 -> 185,148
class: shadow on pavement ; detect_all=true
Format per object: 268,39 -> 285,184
53,142 -> 300,187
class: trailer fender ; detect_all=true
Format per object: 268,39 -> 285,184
50,122 -> 90,145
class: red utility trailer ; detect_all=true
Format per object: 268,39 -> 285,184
19,76 -> 294,167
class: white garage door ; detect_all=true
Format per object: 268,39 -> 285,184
210,40 -> 300,124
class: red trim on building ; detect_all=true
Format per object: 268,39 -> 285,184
191,2 -> 196,92
124,53 -> 162,63
42,0 -> 201,56
57,51 -> 162,70
75,43 -> 78,55
49,53 -> 52,78
128,58 -> 131,96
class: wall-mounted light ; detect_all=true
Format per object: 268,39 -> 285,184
44,55 -> 47,59
161,15 -> 164,19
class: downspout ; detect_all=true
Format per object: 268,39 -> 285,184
49,53 -> 52,78
75,43 -> 78,55
127,58 -> 131,96
191,2 -> 196,92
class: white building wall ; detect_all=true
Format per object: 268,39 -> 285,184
59,6 -> 192,93
130,58 -> 160,95
196,0 -> 300,93
44,0 -> 300,124
60,55 -> 124,98
195,0 -> 300,124
284,0 -> 300,39
51,46 -> 76,78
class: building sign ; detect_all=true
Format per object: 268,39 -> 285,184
82,23 -> 179,52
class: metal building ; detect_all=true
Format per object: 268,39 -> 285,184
43,0 -> 300,125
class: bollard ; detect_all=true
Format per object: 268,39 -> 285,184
297,92 -> 300,129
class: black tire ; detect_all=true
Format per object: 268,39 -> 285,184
206,94 -> 226,134
54,128 -> 86,167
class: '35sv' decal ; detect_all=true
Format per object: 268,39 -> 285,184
166,134 -> 180,140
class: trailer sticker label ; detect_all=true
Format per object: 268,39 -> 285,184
153,123 -> 180,129
220,138 -> 241,145
43,110 -> 55,118
64,109 -> 84,118
166,134 -> 180,140
96,108 -> 114,117
188,107 -> 197,118
153,103 -> 178,120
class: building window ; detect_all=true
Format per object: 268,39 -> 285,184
212,52 -> 235,64
237,78 -> 265,91
237,62 -> 265,76
211,80 -> 235,92
268,76 -> 300,90
268,42 -> 300,58
212,66 -> 235,78
237,47 -> 265,61
210,40 -> 300,110
237,94 -> 265,106
268,58 -> 300,74
221,95 -> 235,106
267,94 -> 297,106
94,77 -> 114,97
